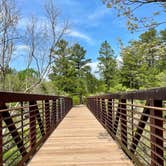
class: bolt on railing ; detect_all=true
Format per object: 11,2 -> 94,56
87,87 -> 166,166
0,92 -> 72,166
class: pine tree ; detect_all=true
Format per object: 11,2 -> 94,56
70,43 -> 91,103
98,41 -> 117,91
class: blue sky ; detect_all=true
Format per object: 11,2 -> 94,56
14,0 -> 166,73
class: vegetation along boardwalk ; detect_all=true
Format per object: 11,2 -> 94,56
28,105 -> 133,166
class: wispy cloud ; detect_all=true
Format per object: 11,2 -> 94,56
88,61 -> 100,78
88,7 -> 111,21
15,44 -> 30,52
67,29 -> 94,45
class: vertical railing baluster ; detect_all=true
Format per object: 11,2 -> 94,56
20,102 -> 24,141
150,100 -> 163,166
29,101 -> 36,149
108,98 -> 113,133
58,98 -> 61,121
45,100 -> 50,134
120,99 -> 127,147
52,99 -> 57,126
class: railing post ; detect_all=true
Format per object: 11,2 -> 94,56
120,99 -> 127,147
45,100 -> 50,134
101,98 -> 106,126
29,101 -> 36,149
58,98 -> 61,121
107,98 -> 113,133
52,99 -> 57,126
150,100 -> 163,166
97,98 -> 101,120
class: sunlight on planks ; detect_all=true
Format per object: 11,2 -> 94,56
28,105 -> 133,166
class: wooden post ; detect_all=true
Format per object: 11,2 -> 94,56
29,101 -> 36,149
120,99 -> 127,147
150,100 -> 163,166
45,100 -> 50,133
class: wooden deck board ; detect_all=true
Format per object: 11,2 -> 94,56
28,105 -> 133,166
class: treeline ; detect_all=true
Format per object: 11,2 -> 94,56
99,28 -> 166,92
2,28 -> 166,103
45,28 -> 166,97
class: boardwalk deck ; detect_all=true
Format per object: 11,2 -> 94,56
28,105 -> 133,166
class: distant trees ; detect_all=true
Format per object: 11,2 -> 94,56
120,28 -> 166,89
49,40 -> 93,103
102,0 -> 166,32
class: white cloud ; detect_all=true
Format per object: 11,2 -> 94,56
88,61 -> 100,78
67,29 -> 94,45
88,7 -> 110,21
15,44 -> 30,52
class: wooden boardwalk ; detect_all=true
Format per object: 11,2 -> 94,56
28,105 -> 133,166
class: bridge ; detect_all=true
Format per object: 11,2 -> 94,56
0,87 -> 166,166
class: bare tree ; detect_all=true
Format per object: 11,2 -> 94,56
0,0 -> 19,90
23,0 -> 68,92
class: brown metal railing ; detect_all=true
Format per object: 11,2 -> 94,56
87,87 -> 166,166
0,92 -> 72,166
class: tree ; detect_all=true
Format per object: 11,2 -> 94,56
70,43 -> 91,104
85,72 -> 103,94
120,42 -> 147,89
49,39 -> 76,94
0,0 -> 19,90
120,28 -> 166,89
21,0 -> 68,93
102,0 -> 166,32
98,41 -> 117,91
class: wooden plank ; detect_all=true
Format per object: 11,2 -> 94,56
28,105 -> 133,166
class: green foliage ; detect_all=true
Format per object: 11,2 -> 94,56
72,96 -> 80,105
2,29 -> 166,98
49,40 -> 77,93
97,40 -> 117,91
120,28 -> 166,89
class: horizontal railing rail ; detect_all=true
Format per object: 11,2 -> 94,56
0,92 -> 72,166
87,87 -> 166,166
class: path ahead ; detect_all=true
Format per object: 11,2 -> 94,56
28,105 -> 133,166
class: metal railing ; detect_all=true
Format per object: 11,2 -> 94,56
87,87 -> 166,166
0,92 -> 72,166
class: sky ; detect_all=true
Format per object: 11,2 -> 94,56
13,0 -> 166,74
